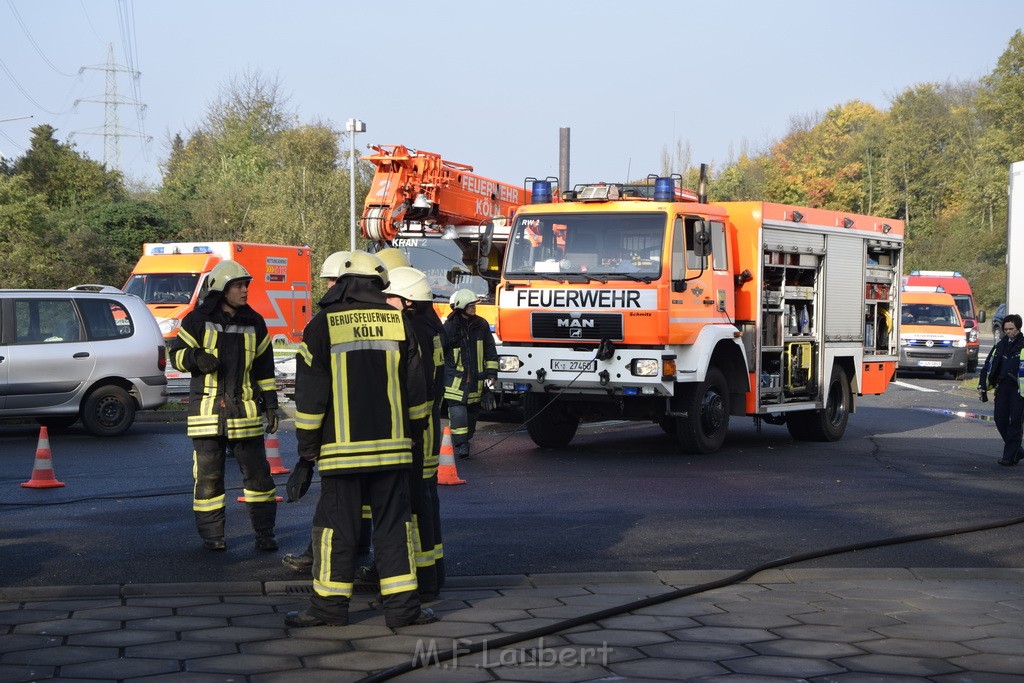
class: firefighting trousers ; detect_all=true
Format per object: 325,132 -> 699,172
410,468 -> 438,598
427,473 -> 444,590
192,436 -> 276,540
447,401 -> 481,459
994,381 -> 1024,463
309,470 -> 420,627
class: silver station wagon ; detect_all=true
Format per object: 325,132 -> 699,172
0,286 -> 168,436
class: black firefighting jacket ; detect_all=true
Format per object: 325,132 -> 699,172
294,277 -> 427,474
442,312 -> 497,405
170,292 -> 278,440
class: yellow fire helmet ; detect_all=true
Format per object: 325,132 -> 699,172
375,247 -> 411,270
207,261 -> 252,292
338,250 -> 389,288
319,250 -> 350,279
449,288 -> 477,311
385,267 -> 433,302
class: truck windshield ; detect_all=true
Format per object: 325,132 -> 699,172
389,237 -> 491,303
123,273 -> 200,305
505,212 -> 665,279
901,303 -> 962,327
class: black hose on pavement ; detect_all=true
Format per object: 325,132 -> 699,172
354,512 -> 1024,683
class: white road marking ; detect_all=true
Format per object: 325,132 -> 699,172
892,380 -> 938,393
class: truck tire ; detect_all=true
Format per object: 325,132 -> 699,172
786,365 -> 850,442
523,393 -> 579,449
675,367 -> 730,454
81,385 -> 136,437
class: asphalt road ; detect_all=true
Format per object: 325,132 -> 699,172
3,361 -> 1022,588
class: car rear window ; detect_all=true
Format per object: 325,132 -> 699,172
77,299 -> 134,340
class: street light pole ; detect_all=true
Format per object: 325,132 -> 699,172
346,118 -> 366,251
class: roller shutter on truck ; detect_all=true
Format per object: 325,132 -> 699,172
823,234 -> 864,340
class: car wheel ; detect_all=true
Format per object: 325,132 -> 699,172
81,385 -> 136,437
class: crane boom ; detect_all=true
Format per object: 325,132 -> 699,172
361,144 -> 526,242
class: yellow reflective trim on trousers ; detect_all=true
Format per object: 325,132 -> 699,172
380,518 -> 417,595
294,410 -> 324,430
450,426 -> 469,436
433,543 -> 444,560
410,513 -> 422,555
312,527 -> 354,598
193,494 -> 225,512
361,504 -> 371,519
239,488 -> 277,503
379,573 -> 418,595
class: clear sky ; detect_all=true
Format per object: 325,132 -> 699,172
1,1 -> 1021,190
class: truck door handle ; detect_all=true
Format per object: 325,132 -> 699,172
702,298 -> 715,305
73,352 -> 91,359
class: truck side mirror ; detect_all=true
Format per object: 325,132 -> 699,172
479,221 -> 494,270
694,220 -> 711,257
977,310 -> 986,323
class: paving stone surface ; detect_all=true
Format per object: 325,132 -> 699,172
0,570 -> 1021,680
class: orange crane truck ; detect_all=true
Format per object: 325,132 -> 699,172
495,171 -> 905,453
360,144 -> 530,326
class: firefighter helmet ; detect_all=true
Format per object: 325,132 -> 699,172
339,250 -> 389,288
207,261 -> 252,292
449,288 -> 477,311
319,250 -> 350,279
385,267 -> 433,302
375,247 -> 411,270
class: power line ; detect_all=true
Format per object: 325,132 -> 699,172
5,0 -> 75,77
0,55 -> 71,115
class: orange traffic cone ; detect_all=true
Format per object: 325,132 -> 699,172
21,426 -> 66,489
265,434 -> 290,474
436,425 -> 466,486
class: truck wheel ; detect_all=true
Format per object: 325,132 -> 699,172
675,367 -> 730,454
81,385 -> 136,437
523,393 -> 579,448
967,360 -> 978,373
787,366 -> 850,442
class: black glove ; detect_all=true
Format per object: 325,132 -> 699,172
264,407 -> 279,434
194,351 -> 219,374
286,458 -> 314,502
980,389 -> 989,403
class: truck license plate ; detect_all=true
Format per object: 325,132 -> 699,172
917,360 -> 942,367
552,359 -> 596,372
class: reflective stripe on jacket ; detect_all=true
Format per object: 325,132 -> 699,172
294,279 -> 427,474
442,313 -> 497,405
170,299 -> 276,440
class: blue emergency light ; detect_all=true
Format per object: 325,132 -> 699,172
530,180 -> 553,204
653,177 -> 675,201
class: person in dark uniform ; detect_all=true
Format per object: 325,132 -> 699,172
383,266 -> 445,600
169,261 -> 280,552
979,313 -> 1024,465
442,289 -> 498,460
285,251 -> 436,629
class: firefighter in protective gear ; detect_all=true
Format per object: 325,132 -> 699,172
285,251 -> 437,629
979,312 -> 1024,465
383,266 -> 446,599
169,261 -> 279,552
442,288 -> 497,460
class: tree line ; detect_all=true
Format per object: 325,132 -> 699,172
2,33 -> 1023,311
